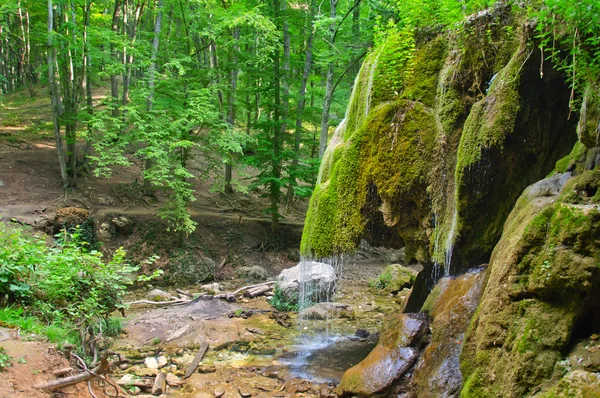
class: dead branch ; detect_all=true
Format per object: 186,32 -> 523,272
126,299 -> 190,306
230,281 -> 276,296
36,351 -> 112,391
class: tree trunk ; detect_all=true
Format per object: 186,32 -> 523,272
110,0 -> 122,117
224,27 -> 240,195
286,0 -> 315,203
319,0 -> 337,158
47,0 -> 69,189
144,0 -> 163,194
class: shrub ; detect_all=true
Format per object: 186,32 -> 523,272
0,347 -> 11,371
268,286 -> 299,312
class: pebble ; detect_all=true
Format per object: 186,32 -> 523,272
214,387 -> 225,397
166,373 -> 183,387
238,387 -> 252,397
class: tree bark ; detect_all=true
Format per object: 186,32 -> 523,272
47,0 -> 69,189
110,0 -> 122,117
224,27 -> 240,195
286,0 -> 315,203
319,0 -> 338,158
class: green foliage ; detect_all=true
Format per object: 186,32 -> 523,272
369,270 -> 392,290
0,347 -> 11,371
0,223 -> 138,353
268,286 -> 299,312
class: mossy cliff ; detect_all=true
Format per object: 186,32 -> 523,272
301,7 -> 577,287
459,170 -> 600,397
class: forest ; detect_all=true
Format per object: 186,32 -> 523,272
0,0 -> 599,396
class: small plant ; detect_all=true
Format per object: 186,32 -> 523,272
151,338 -> 161,346
369,270 -> 393,290
268,286 -> 298,312
0,347 -> 12,371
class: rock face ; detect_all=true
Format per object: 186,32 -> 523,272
300,5 -> 577,302
460,171 -> 600,397
338,313 -> 428,396
412,267 -> 487,397
277,261 -> 336,303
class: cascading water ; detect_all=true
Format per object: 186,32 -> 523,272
285,50 -> 383,383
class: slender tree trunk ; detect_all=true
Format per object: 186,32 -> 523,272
270,0 -> 284,232
286,0 -> 315,203
82,0 -> 93,165
319,0 -> 337,158
224,27 -> 240,195
351,0 -> 361,75
47,0 -> 69,189
144,0 -> 163,193
110,0 -> 122,117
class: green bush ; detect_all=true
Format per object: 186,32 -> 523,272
0,223 -> 140,354
268,286 -> 298,312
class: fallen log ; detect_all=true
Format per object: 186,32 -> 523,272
52,367 -> 73,377
152,372 -> 167,395
36,352 -> 110,391
184,343 -> 209,379
244,285 -> 272,298
231,281 -> 276,296
126,299 -> 190,306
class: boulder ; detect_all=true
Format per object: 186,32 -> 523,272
338,313 -> 428,396
277,261 -> 336,303
111,216 -> 134,235
236,265 -> 268,281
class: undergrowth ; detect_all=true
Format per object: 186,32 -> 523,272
0,347 -> 12,371
0,222 -> 156,358
268,286 -> 299,312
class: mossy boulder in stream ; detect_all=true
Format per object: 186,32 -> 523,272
338,313 -> 428,396
459,171 -> 600,397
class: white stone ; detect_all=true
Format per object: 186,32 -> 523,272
144,357 -> 158,369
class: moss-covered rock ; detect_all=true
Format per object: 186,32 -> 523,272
370,264 -> 418,293
459,171 -> 600,398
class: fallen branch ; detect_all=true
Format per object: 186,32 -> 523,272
126,299 -> 190,306
36,352 -> 112,392
184,343 -> 209,379
231,281 -> 276,296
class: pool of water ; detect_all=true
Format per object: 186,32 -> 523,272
277,335 -> 377,383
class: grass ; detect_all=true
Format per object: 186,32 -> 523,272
0,306 -> 77,347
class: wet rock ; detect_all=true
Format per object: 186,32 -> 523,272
213,387 -> 225,397
527,172 -> 571,198
338,313 -> 427,396
355,329 -> 370,338
277,261 -> 336,302
302,302 -> 354,320
412,267 -> 487,397
236,265 -> 269,280
148,289 -> 170,301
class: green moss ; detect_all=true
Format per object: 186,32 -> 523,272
301,100 -> 436,257
402,37 -> 448,108
553,141 -> 587,174
455,44 -> 524,175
